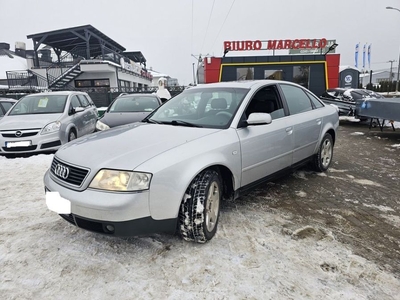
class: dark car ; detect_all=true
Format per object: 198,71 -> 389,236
96,94 -> 162,131
0,98 -> 18,119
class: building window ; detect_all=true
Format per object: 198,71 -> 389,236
264,70 -> 283,80
293,66 -> 310,89
75,80 -> 92,87
94,79 -> 110,87
237,67 -> 254,80
75,79 -> 110,88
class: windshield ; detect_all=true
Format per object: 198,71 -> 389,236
109,95 -> 160,113
9,95 -> 67,115
146,87 -> 249,129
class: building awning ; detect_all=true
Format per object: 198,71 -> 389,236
123,51 -> 147,64
27,24 -> 126,58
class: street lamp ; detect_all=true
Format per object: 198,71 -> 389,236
324,43 -> 338,55
386,6 -> 400,92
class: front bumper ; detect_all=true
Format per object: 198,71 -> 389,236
44,170 -> 152,222
44,170 -> 177,236
0,130 -> 62,154
59,213 -> 177,236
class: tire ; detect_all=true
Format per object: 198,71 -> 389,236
178,169 -> 222,243
311,133 -> 333,172
68,130 -> 77,142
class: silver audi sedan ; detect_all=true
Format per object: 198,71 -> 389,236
44,80 -> 339,243
0,91 -> 98,155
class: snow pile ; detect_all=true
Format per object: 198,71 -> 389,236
0,154 -> 399,299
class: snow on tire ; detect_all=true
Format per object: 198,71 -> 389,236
178,169 -> 221,243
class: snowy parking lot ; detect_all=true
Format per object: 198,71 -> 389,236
1,121 -> 400,299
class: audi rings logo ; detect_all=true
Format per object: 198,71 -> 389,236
54,163 -> 70,180
15,130 -> 22,137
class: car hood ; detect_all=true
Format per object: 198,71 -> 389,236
56,122 -> 221,170
0,114 -> 62,129
101,112 -> 151,128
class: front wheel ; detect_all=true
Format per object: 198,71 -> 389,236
68,130 -> 77,142
178,169 -> 222,243
311,133 -> 333,172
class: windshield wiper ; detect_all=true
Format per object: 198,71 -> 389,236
170,120 -> 202,127
143,118 -> 161,124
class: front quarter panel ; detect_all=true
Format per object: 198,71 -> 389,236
137,128 -> 241,220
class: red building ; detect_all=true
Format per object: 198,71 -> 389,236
198,38 -> 340,97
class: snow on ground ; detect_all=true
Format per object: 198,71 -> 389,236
1,154 -> 399,299
339,117 -> 400,129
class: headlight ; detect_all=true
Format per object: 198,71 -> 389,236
89,169 -> 152,191
96,119 -> 110,131
41,121 -> 61,135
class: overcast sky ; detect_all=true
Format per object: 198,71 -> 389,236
1,0 -> 400,85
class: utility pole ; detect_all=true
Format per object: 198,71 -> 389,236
192,62 -> 196,86
388,60 -> 395,94
396,50 -> 400,92
386,6 -> 400,92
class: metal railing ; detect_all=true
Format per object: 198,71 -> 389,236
6,70 -> 49,90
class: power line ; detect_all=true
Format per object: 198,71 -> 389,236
191,0 -> 194,55
210,0 -> 236,52
201,0 -> 216,54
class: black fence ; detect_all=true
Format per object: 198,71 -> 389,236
0,86 -> 186,107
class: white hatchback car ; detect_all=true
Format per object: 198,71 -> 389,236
44,80 -> 339,243
0,91 -> 98,155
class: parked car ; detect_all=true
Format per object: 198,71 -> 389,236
96,94 -> 162,131
320,88 -> 384,117
0,98 -> 18,119
0,91 -> 98,155
44,80 -> 339,243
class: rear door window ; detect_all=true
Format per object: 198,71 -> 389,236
280,84 -> 313,115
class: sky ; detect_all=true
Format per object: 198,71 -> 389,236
1,153 -> 399,299
1,0 -> 400,85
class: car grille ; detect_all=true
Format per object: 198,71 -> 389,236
41,140 -> 61,149
50,157 -> 90,187
1,129 -> 40,138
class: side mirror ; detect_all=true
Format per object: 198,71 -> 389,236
69,106 -> 84,115
74,107 -> 84,113
246,113 -> 272,125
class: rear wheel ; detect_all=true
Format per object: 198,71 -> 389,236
178,169 -> 221,243
311,133 -> 333,172
68,130 -> 77,142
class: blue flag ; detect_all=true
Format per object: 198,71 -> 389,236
367,44 -> 371,69
355,43 -> 359,68
362,44 -> 366,69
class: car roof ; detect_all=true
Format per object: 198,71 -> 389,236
186,80 -> 298,90
0,98 -> 18,102
118,94 -> 159,98
23,91 -> 88,96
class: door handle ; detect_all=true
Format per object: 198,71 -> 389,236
316,118 -> 321,125
285,127 -> 293,135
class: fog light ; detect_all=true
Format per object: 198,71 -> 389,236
105,224 -> 115,232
